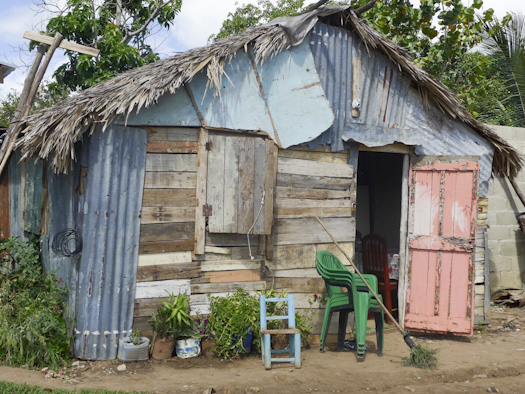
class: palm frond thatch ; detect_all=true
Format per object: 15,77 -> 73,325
16,7 -> 522,178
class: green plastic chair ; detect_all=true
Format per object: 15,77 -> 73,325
316,251 -> 384,360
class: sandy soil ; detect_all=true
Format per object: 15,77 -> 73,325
1,306 -> 525,394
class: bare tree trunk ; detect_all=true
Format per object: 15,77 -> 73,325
355,0 -> 377,15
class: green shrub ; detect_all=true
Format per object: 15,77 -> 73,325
0,237 -> 71,369
207,288 -> 313,360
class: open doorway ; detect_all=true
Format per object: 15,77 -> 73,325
355,151 -> 404,317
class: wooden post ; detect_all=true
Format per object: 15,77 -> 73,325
0,31 -> 100,176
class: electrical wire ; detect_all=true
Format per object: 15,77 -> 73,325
51,228 -> 82,257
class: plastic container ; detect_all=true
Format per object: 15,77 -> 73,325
176,338 -> 201,358
117,337 -> 150,362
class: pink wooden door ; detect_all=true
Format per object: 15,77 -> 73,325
405,157 -> 479,335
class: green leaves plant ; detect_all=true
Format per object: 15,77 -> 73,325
0,237 -> 71,369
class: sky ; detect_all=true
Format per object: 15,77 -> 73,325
0,0 -> 524,99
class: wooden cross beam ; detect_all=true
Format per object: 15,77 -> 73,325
0,32 -> 99,176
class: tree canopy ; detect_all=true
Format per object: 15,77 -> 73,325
39,0 -> 182,91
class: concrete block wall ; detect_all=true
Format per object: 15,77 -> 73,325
487,126 -> 525,292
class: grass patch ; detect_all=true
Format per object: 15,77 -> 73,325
403,345 -> 438,370
0,381 -> 146,394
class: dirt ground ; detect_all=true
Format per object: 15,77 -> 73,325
1,306 -> 525,394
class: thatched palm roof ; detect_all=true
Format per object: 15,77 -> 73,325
17,6 -> 522,177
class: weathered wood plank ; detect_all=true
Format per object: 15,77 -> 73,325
264,139 -> 278,234
276,186 -> 351,200
140,222 -> 194,242
269,268 -> 321,278
275,206 -> 353,219
270,278 -> 325,293
277,157 -> 353,178
135,279 -> 191,299
274,217 -> 355,245
223,136 -> 240,233
193,246 -> 263,261
204,246 -> 231,255
277,149 -> 348,164
134,297 -> 169,317
205,269 -> 261,283
237,137 -> 255,233
276,173 -> 350,190
207,134 -> 225,232
136,262 -> 201,282
276,199 -> 352,209
142,189 -> 196,207
145,153 -> 197,172
144,172 -> 196,189
194,128 -> 208,255
138,251 -> 192,266
200,260 -> 263,271
252,137 -> 266,234
146,141 -> 198,153
139,240 -> 194,254
141,206 -> 195,224
148,127 -> 199,142
206,233 -> 260,247
269,244 -> 317,270
191,281 -> 266,294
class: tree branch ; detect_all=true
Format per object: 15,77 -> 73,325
298,0 -> 330,15
121,0 -> 170,45
355,0 -> 377,15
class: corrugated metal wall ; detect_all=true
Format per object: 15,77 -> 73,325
73,124 -> 147,359
308,23 -> 494,196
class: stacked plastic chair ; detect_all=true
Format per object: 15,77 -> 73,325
316,250 -> 384,360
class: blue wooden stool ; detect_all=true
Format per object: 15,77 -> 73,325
260,294 -> 301,369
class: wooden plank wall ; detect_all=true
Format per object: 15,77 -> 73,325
474,197 -> 488,322
134,127 -> 267,332
268,147 -> 357,334
133,136 -> 358,338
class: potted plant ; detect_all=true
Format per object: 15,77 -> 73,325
208,289 -> 259,360
149,291 -> 192,359
117,329 -> 150,362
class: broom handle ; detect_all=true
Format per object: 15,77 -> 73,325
315,216 -> 405,334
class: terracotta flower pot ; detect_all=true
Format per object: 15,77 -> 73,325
152,336 -> 175,359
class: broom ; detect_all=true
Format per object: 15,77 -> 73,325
315,217 -> 438,368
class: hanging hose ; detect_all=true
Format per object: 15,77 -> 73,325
51,228 -> 82,257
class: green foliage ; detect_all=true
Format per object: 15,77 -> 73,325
0,81 -> 69,127
208,289 -> 259,360
129,329 -> 144,345
0,381 -> 145,394
403,344 -> 439,369
479,12 -> 525,127
39,0 -> 183,91
207,288 -> 313,360
149,292 -> 194,340
212,0 -> 310,41
0,237 -> 71,369
441,52 -> 514,124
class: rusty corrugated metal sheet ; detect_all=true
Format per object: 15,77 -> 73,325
74,124 -> 147,359
308,23 -> 494,196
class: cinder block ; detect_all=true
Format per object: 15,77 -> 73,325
488,197 -> 513,212
493,212 -> 520,227
498,271 -> 522,288
499,241 -> 519,257
488,225 -> 511,240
